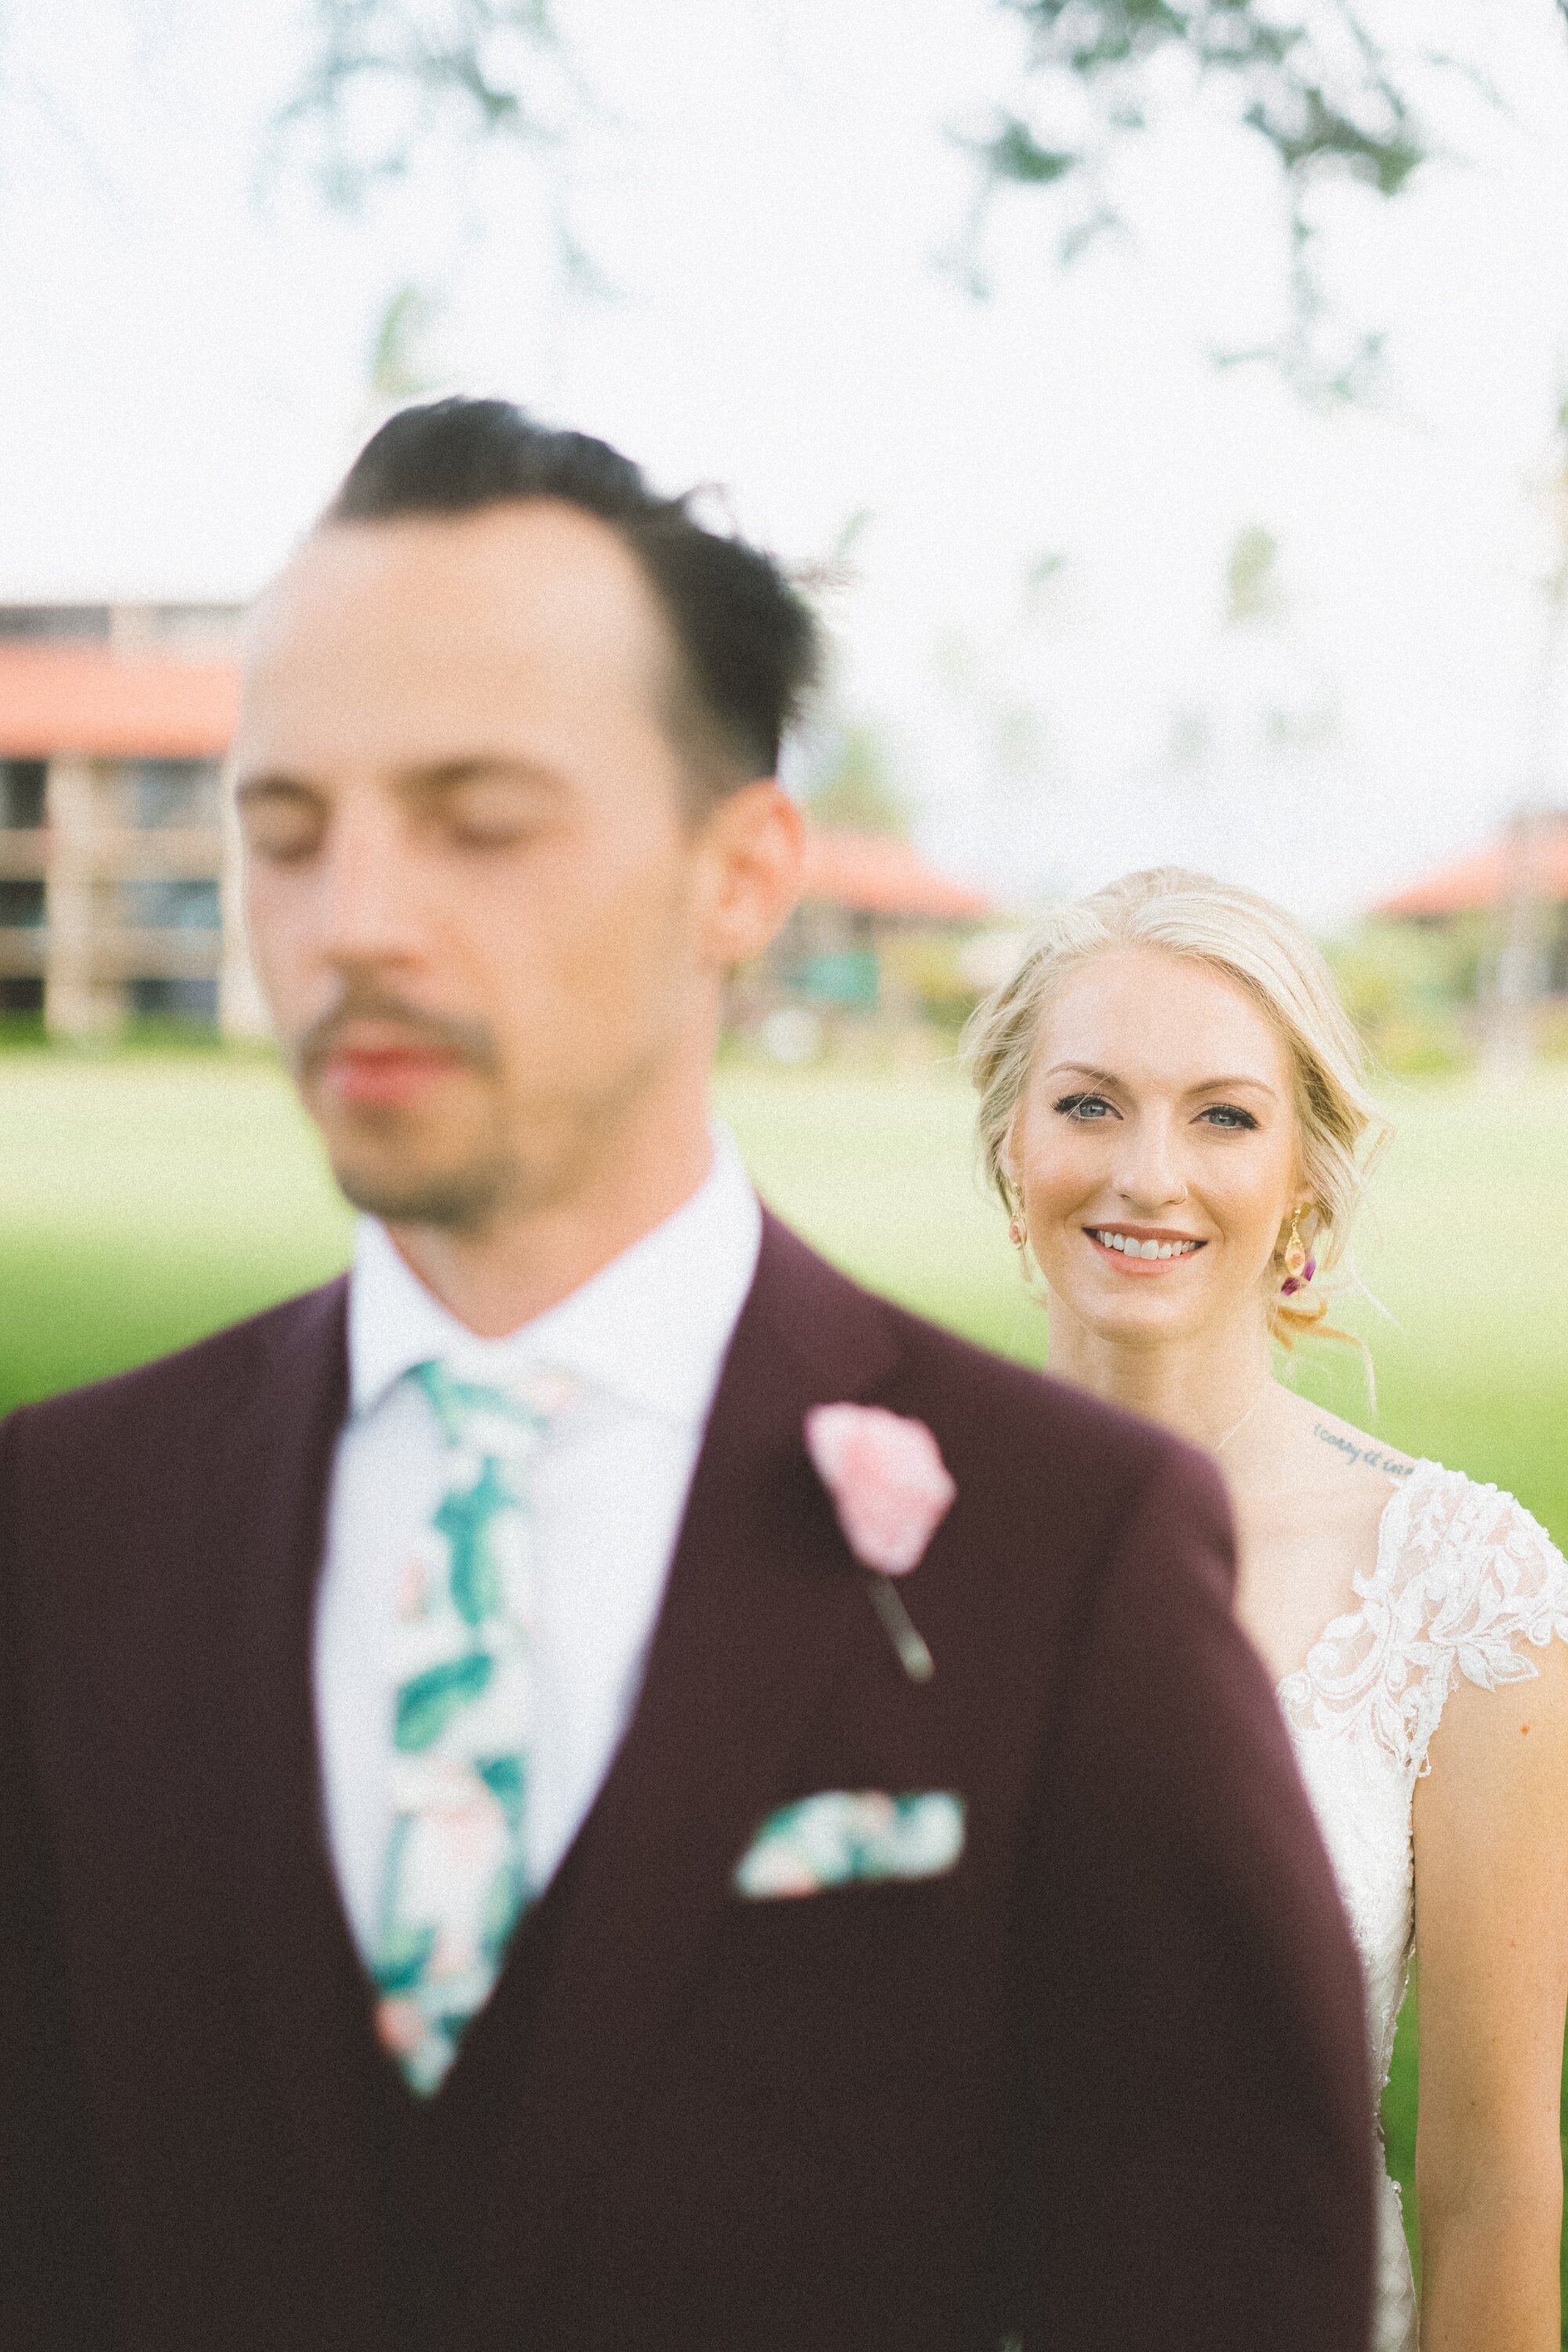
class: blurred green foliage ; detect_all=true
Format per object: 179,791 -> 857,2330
992,0 -> 1425,212
275,0 -> 562,207
803,723 -> 911,838
876,931 -> 985,1036
285,0 -> 1435,223
1324,919 -> 1486,1079
1225,524 -> 1285,626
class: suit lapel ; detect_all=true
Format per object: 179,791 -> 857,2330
448,1215 -> 906,2311
218,1281 -> 400,2303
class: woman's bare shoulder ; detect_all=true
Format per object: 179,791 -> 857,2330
1283,1396 -> 1419,1493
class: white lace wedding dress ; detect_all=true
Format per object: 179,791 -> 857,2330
1278,1461 -> 1568,2351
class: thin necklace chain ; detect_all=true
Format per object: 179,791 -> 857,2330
1214,1379 -> 1273,1457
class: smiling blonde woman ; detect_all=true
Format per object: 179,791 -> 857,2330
964,866 -> 1568,2352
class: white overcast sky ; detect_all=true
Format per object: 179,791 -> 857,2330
2,0 -> 1568,924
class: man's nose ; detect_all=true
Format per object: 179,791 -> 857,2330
311,805 -> 426,967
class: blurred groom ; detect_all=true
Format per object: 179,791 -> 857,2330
0,400 -> 1372,2351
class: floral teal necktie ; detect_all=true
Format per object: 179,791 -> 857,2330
370,1358 -> 577,2096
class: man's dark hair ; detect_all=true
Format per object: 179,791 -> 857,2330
328,397 -> 820,801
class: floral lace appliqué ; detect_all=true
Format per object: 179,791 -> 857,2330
1279,1462 -> 1568,1783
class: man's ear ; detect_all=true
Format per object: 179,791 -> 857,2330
695,781 -> 805,967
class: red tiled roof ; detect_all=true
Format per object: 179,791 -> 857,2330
801,829 -> 989,919
1377,816 -> 1568,916
0,647 -> 239,758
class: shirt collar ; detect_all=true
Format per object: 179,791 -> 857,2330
347,1125 -> 763,1431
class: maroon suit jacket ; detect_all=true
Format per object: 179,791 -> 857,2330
0,1214 -> 1372,2352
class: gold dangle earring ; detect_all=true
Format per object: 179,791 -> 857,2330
1279,1208 -> 1316,1298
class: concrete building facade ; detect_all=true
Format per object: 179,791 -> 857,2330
0,604 -> 263,1037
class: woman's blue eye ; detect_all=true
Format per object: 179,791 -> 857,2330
1200,1104 -> 1258,1131
1054,1092 -> 1115,1121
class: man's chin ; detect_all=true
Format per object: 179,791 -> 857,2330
330,1151 -> 517,1235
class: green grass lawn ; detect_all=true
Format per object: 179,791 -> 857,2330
1,1047 -> 1564,2303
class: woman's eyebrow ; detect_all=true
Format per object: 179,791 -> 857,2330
1041,1061 -> 1279,1102
1186,1075 -> 1279,1098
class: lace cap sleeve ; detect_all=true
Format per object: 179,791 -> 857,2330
1279,1462 -> 1568,1782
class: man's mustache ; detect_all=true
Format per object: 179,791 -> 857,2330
295,985 -> 501,1080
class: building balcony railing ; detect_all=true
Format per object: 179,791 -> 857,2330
0,926 -> 222,980
0,828 -> 223,880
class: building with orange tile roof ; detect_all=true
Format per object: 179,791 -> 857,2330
0,605 -> 251,1035
1374,812 -> 1568,1007
1375,814 -> 1568,920
758,827 -> 991,1033
798,829 -> 990,923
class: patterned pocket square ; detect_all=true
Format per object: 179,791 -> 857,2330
733,1789 -> 965,1900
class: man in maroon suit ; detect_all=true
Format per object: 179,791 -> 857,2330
0,401 -> 1372,2351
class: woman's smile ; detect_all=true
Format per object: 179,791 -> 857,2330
1083,1222 -> 1207,1271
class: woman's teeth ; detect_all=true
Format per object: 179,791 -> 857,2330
1090,1230 -> 1200,1261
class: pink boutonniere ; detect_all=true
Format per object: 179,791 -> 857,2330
804,1403 -> 956,1684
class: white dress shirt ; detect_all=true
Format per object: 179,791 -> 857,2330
313,1129 -> 763,1962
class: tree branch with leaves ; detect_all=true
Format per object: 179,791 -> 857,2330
271,0 -> 571,208
963,0 -> 1483,395
271,0 -> 1563,398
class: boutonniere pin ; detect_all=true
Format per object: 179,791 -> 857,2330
804,1403 -> 956,1684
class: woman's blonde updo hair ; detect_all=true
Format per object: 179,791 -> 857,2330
960,866 -> 1391,1347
